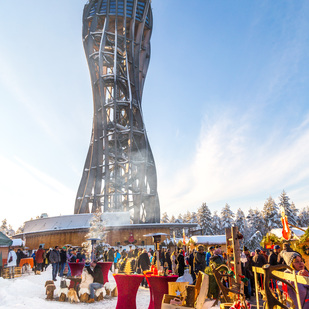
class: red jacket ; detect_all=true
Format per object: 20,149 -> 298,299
35,248 -> 44,263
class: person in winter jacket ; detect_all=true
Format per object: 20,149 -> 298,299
282,251 -> 309,309
79,261 -> 94,289
194,245 -> 206,275
164,249 -> 172,271
86,260 -> 104,303
35,245 -> 45,271
206,246 -> 215,266
108,248 -> 115,262
186,249 -> 196,283
7,248 -> 17,279
49,246 -> 61,281
16,249 -> 26,267
114,249 -> 121,270
59,247 -> 67,277
176,250 -> 185,276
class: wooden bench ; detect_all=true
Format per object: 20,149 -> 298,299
2,266 -> 22,279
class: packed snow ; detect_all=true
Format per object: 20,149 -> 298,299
0,267 -> 150,308
0,267 -> 221,308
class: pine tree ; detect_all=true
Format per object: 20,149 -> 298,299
190,212 -> 199,230
298,206 -> 309,227
235,209 -> 246,235
290,202 -> 299,225
161,212 -> 170,223
246,230 -> 263,251
170,215 -> 176,223
262,196 -> 281,233
197,203 -> 213,235
247,208 -> 265,237
220,203 -> 234,231
83,210 -> 107,255
176,214 -> 183,223
183,211 -> 192,223
235,209 -> 247,246
212,211 -> 222,235
278,191 -> 298,226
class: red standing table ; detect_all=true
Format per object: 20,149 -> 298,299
68,262 -> 85,276
113,274 -> 144,309
97,262 -> 113,284
68,263 -> 84,289
146,275 -> 178,309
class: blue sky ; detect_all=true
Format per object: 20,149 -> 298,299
1,1 -> 309,230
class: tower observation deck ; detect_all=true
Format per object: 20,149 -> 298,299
74,0 -> 160,223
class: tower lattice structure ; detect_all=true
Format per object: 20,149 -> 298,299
74,0 -> 160,223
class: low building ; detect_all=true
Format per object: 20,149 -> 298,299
14,213 -> 197,250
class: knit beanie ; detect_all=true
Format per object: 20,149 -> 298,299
282,251 -> 301,267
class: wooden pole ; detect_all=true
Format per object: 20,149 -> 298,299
288,223 -> 306,232
253,268 -> 260,309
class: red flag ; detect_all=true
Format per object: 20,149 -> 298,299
183,229 -> 186,245
280,206 -> 291,240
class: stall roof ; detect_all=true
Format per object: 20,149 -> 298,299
0,231 -> 13,247
269,227 -> 308,240
11,239 -> 24,247
190,235 -> 226,245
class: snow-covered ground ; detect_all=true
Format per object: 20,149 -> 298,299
0,267 -> 221,309
0,267 -> 150,308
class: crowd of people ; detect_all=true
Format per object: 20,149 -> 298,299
3,241 -> 309,307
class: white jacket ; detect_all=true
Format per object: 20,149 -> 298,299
7,250 -> 17,267
79,268 -> 94,289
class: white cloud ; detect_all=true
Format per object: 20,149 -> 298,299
159,110 -> 309,216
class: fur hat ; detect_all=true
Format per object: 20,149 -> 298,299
282,251 -> 301,267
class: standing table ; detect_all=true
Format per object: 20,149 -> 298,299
68,263 -> 85,289
19,258 -> 34,269
113,274 -> 144,309
97,262 -> 113,283
146,275 -> 178,309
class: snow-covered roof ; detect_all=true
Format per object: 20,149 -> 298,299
11,238 -> 24,247
17,214 -> 197,235
190,235 -> 226,245
269,227 -> 308,240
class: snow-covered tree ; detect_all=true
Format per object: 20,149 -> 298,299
183,211 -> 192,223
235,208 -> 247,246
0,219 -> 14,236
290,202 -> 299,225
190,211 -> 199,230
278,191 -> 298,226
170,215 -> 176,223
247,208 -> 265,237
212,211 -> 222,235
220,203 -> 234,231
175,214 -> 183,223
298,206 -> 309,227
235,208 -> 246,235
161,212 -> 170,223
246,230 -> 263,251
83,210 -> 107,257
197,203 -> 213,235
262,196 -> 281,233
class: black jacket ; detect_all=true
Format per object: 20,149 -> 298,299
86,264 -> 104,284
60,250 -> 67,263
176,253 -> 185,276
252,254 -> 266,268
194,251 -> 206,273
268,252 -> 279,266
137,252 -> 151,271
